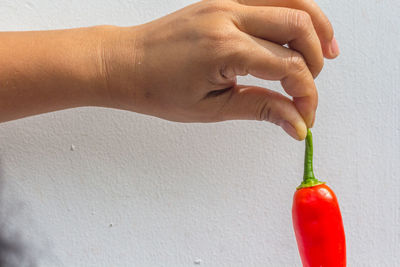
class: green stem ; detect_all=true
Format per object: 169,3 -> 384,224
297,129 -> 324,190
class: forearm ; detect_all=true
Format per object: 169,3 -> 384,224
0,0 -> 338,140
0,26 -> 113,122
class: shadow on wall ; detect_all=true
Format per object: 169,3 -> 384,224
0,159 -> 36,267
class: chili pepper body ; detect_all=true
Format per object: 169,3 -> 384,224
292,130 -> 346,267
292,184 -> 346,267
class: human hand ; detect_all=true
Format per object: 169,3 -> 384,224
101,0 -> 339,140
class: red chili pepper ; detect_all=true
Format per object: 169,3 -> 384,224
292,130 -> 346,267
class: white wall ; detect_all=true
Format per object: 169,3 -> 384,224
0,0 -> 399,266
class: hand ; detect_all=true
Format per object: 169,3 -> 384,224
101,0 -> 339,140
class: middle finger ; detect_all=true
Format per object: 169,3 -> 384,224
233,5 -> 324,77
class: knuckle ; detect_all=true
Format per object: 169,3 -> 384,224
196,1 -> 234,16
255,97 -> 272,122
203,29 -> 242,60
286,50 -> 307,73
290,10 -> 313,33
194,2 -> 241,45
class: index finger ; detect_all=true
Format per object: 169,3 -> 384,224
235,0 -> 339,58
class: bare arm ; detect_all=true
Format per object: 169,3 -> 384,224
0,0 -> 339,140
0,27 -> 112,121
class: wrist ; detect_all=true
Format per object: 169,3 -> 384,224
96,25 -> 144,111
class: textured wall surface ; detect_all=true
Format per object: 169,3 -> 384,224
0,0 -> 399,266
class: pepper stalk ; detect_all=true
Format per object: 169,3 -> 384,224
297,129 -> 324,190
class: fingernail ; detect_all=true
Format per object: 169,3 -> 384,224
330,37 -> 340,57
280,121 -> 305,141
305,113 -> 315,128
311,113 -> 316,128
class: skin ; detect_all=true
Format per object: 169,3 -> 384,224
0,0 -> 339,140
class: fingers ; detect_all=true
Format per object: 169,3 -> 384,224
209,85 -> 308,140
234,6 -> 324,77
235,0 -> 339,58
226,36 -> 317,127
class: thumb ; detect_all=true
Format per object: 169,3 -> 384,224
218,85 -> 307,140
